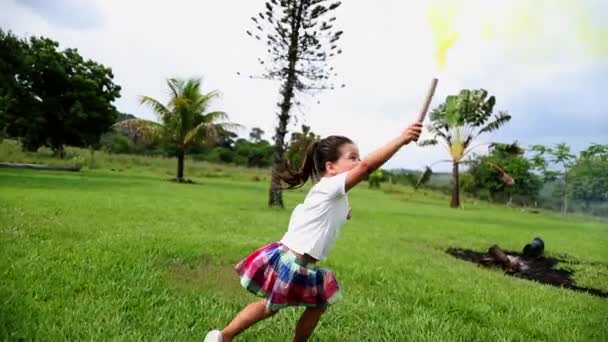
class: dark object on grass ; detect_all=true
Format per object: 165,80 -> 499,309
446,246 -> 608,298
523,237 -> 544,258
0,162 -> 81,172
488,245 -> 523,273
488,245 -> 510,267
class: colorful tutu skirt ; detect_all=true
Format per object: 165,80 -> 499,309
235,241 -> 342,311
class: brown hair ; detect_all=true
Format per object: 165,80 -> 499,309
279,135 -> 354,189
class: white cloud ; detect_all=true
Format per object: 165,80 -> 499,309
15,0 -> 105,29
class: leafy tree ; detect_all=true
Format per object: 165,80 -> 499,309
529,143 -> 575,213
234,138 -> 274,168
215,127 -> 239,149
0,30 -> 27,135
114,78 -> 237,182
570,144 -> 608,211
465,143 -> 541,205
249,127 -> 265,143
529,145 -> 559,183
419,89 -> 511,208
100,132 -> 135,154
550,143 -> 575,214
0,30 -> 121,156
247,0 -> 345,207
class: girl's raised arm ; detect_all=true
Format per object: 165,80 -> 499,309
345,122 -> 422,192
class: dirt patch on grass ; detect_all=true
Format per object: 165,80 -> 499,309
446,247 -> 608,299
167,258 -> 244,296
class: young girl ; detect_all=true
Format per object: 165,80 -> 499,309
205,122 -> 423,342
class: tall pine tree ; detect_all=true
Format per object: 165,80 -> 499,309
246,0 -> 344,207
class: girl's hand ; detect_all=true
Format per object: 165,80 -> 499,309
401,122 -> 423,145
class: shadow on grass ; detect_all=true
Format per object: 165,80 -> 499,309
166,257 -> 245,297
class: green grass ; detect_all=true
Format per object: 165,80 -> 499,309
1,167 -> 607,341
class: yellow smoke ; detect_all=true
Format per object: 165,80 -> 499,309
425,0 -> 607,70
571,2 -> 608,59
427,0 -> 460,71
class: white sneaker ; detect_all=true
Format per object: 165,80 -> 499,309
204,329 -> 223,342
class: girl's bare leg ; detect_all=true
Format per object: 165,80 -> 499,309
293,306 -> 326,342
220,299 -> 277,342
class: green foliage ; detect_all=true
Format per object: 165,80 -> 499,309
368,169 -> 385,189
248,0 -> 344,92
387,170 -> 418,187
570,144 -> 608,214
127,78 -> 236,181
529,143 -> 576,213
529,144 -> 559,182
140,78 -> 236,148
101,122 -> 274,169
206,146 -> 235,164
249,127 -> 265,143
0,29 -> 121,156
464,146 -> 542,206
423,89 -> 511,207
99,132 -> 134,154
234,138 -> 274,168
0,139 -> 269,181
551,142 -> 576,169
248,0 -> 345,206
428,89 -> 511,163
112,118 -> 163,147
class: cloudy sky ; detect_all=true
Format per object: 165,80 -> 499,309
2,0 -> 606,170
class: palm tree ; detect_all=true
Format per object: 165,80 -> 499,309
419,89 -> 511,208
114,78 -> 238,182
545,143 -> 575,214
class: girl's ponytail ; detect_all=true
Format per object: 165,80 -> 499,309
278,140 -> 319,189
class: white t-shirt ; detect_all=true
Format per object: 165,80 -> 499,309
280,171 -> 350,260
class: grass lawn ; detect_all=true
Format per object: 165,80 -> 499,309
1,168 -> 607,341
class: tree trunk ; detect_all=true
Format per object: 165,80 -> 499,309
562,170 -> 569,215
89,146 -> 95,169
268,82 -> 295,207
268,1 -> 305,208
450,161 -> 460,208
268,172 -> 284,207
176,148 -> 185,182
53,145 -> 65,159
